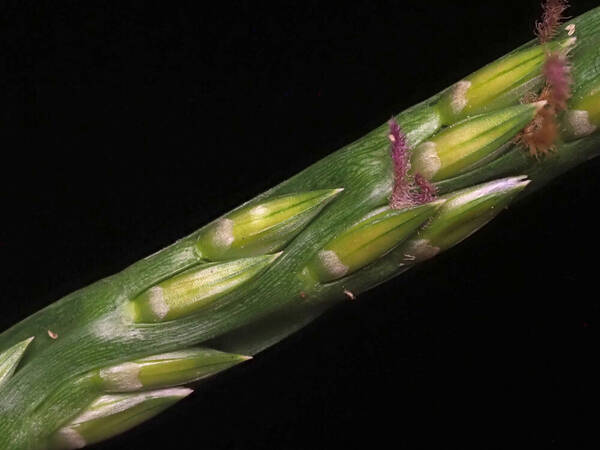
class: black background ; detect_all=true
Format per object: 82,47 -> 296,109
2,1 -> 600,449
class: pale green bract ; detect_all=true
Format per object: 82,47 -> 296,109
0,337 -> 34,389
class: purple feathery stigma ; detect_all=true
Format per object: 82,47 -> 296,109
388,118 -> 436,209
388,118 -> 413,209
413,173 -> 437,204
543,52 -> 572,111
388,118 -> 410,179
535,0 -> 569,44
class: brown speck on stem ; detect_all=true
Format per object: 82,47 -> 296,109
47,330 -> 58,340
299,291 -> 307,299
343,289 -> 356,300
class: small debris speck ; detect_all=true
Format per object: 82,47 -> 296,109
565,24 -> 575,36
47,330 -> 58,339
